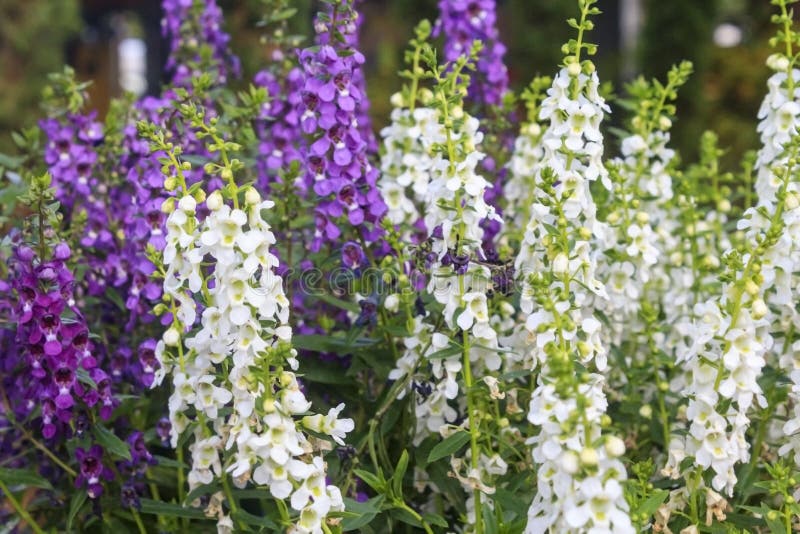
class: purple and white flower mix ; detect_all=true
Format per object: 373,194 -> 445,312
4,0 -> 800,532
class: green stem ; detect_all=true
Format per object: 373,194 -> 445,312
0,479 -> 45,534
222,474 -> 246,530
132,508 -> 147,534
460,274 -> 484,534
10,420 -> 76,478
395,500 -> 434,534
176,445 -> 188,533
782,1 -> 795,95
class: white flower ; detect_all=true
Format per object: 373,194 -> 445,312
302,403 -> 355,445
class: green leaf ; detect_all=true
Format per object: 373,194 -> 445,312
139,499 -> 208,520
353,469 -> 386,493
301,361 -> 353,385
390,507 -> 422,528
633,489 -> 669,518
68,491 -> 88,530
0,153 -> 22,169
422,513 -> 448,528
0,468 -> 53,490
270,8 -> 297,22
425,344 -> 463,360
317,292 -> 360,313
392,450 -> 409,497
184,482 -> 218,504
428,431 -> 471,463
152,455 -> 188,469
93,425 -> 132,461
293,334 -> 378,353
232,509 -> 279,529
341,496 -> 384,531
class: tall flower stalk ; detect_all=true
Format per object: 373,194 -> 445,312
297,0 -> 386,251
514,2 -> 633,531
143,104 -> 353,532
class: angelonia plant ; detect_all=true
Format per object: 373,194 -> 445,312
2,0 -> 800,533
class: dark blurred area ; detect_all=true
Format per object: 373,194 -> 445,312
0,0 -> 784,165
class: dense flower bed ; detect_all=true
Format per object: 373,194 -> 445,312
1,0 -> 800,532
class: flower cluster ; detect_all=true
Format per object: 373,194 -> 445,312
315,0 -> 378,156
382,40 -> 512,528
503,76 -> 549,233
162,0 -> 241,87
8,242 -> 115,439
298,0 -> 386,251
253,69 -> 305,194
300,1 -> 386,249
511,3 -> 633,530
435,0 -> 510,107
149,121 -> 353,531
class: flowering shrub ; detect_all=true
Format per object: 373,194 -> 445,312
2,0 -> 800,532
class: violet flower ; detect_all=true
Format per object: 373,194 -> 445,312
9,243 -> 117,439
298,0 -> 387,251
161,0 -> 240,87
253,68 -> 306,194
75,445 -> 114,499
435,0 -> 510,107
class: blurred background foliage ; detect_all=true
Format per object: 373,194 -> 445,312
0,0 -> 786,167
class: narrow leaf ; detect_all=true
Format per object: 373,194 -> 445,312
139,499 -> 208,519
428,431 -> 471,463
93,425 -> 132,461
0,468 -> 53,490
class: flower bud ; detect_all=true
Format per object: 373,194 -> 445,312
164,177 -> 178,191
580,447 -> 598,467
658,116 -> 672,131
221,168 -> 233,181
744,279 -> 759,296
786,191 -> 800,210
163,327 -> 180,347
639,404 -> 653,419
384,294 -> 399,313
390,92 -> 404,108
206,191 -> 223,211
194,189 -> 206,204
161,198 -> 175,214
717,199 -> 731,213
178,195 -> 197,213
561,451 -> 579,474
767,53 -> 790,72
567,61 -> 582,77
751,298 -> 768,319
552,253 -> 569,274
279,371 -> 294,388
245,187 -> 261,206
525,123 -> 541,137
605,436 -> 626,458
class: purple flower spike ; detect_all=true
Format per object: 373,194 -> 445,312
7,243 -> 117,439
435,0 -> 510,107
161,0 -> 240,87
299,0 -> 387,252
